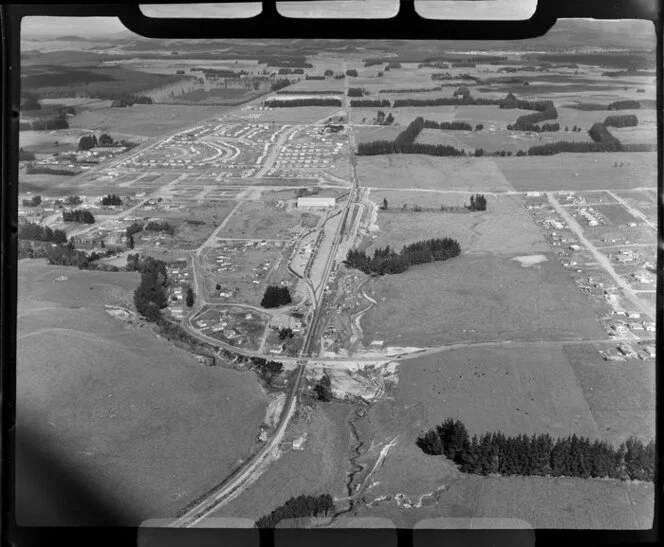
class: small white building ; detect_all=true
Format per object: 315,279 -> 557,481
297,197 -> 335,209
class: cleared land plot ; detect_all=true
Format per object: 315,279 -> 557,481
614,190 -> 657,221
357,155 -> 515,192
414,129 -> 468,150
136,201 -> 237,249
377,476 -> 653,529
398,344 -> 601,440
585,224 -> 655,246
19,128 -> 94,155
564,344 -> 655,446
236,106 -> 342,124
366,195 -> 550,257
286,78 -> 345,92
454,129 -> 592,154
217,201 -> 317,239
215,402 -> 353,522
494,152 -> 657,191
353,106 -> 456,127
362,253 -> 606,347
592,204 -> 639,225
353,125 -> 404,144
70,104 -> 226,137
17,261 -> 269,524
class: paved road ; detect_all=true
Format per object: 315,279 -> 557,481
547,192 -> 653,321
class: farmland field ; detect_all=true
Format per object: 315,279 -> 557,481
494,152 -> 657,191
366,195 -> 550,256
357,155 -> 514,192
70,104 -> 229,137
361,253 -> 606,347
213,402 -> 353,521
366,476 -> 653,529
17,261 -> 270,525
217,201 -> 317,239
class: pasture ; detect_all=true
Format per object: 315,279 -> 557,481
494,152 -> 657,191
357,155 -> 515,192
218,201 -> 316,239
564,345 -> 655,445
16,261 -> 270,524
70,104 -> 227,138
361,252 -> 606,347
213,402 -> 353,521
236,106 -> 343,124
366,194 -> 551,256
363,476 -> 653,529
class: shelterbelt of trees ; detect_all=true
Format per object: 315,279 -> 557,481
604,114 -> 638,127
350,98 -> 390,107
357,116 -> 466,157
417,418 -> 655,482
256,494 -> 335,528
264,97 -> 342,107
345,237 -> 461,275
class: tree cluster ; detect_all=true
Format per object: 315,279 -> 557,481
392,96 -> 500,107
608,100 -> 640,110
26,164 -> 78,176
304,75 -> 325,80
255,494 -> 334,528
101,194 -> 122,206
278,327 -> 294,340
78,135 -> 98,151
125,222 -> 144,238
98,133 -> 115,146
603,114 -> 638,128
17,222 -> 68,245
386,61 -> 402,69
62,209 -> 95,224
19,114 -> 69,131
19,148 -> 36,161
21,195 -> 42,207
423,120 -> 473,131
261,285 -> 292,308
185,286 -> 195,307
417,418 -> 655,481
347,87 -> 365,97
145,220 -> 176,235
345,237 -> 461,276
131,255 -> 169,322
345,69 -> 358,77
265,98 -> 342,107
453,86 -> 471,99
467,194 -> 487,211
66,195 -> 82,205
507,122 -> 560,132
350,98 -> 390,108
357,116 -> 466,157
588,122 -> 621,146
314,373 -> 333,401
278,68 -> 304,75
527,140 -> 623,156
378,87 -> 439,94
270,79 -> 291,92
499,94 -> 552,111
110,95 -> 152,107
374,110 -> 395,125
250,357 -> 284,384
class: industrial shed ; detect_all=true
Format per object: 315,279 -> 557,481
297,197 -> 336,208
